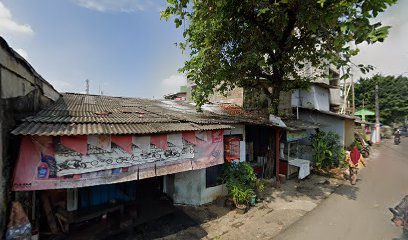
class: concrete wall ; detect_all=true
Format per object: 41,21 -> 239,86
208,87 -> 244,107
0,37 -> 59,235
171,169 -> 228,206
171,125 -> 245,205
329,88 -> 342,106
299,109 -> 346,146
294,85 -> 330,111
344,119 -> 355,147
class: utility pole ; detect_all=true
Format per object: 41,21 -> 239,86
375,83 -> 380,144
351,76 -> 355,115
85,79 -> 89,94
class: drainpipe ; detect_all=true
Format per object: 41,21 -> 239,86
275,128 -> 281,188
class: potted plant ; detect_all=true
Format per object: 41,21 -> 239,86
221,161 -> 257,212
230,184 -> 254,214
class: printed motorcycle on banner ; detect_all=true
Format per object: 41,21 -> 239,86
55,137 -> 195,176
12,130 -> 224,191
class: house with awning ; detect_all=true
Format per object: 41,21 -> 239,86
10,92 -> 287,236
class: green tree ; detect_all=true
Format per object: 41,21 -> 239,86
354,74 -> 408,125
161,0 -> 396,114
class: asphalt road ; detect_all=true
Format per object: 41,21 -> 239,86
274,138 -> 408,240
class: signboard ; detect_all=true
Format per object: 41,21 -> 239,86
54,140 -> 195,176
12,131 -> 224,191
287,130 -> 308,142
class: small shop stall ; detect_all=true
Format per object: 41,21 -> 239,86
279,126 -> 312,180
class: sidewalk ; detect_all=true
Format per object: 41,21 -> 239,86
163,174 -> 345,240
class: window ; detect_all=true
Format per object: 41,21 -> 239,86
206,164 -> 224,188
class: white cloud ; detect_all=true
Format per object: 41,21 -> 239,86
0,2 -> 33,35
351,1 -> 408,78
161,74 -> 187,88
159,74 -> 187,97
14,48 -> 28,59
74,0 -> 157,12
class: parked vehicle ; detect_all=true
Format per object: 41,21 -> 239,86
354,133 -> 370,158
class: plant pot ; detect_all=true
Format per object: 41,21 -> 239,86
235,204 -> 248,214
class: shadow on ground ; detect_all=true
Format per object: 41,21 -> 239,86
103,210 -> 208,240
267,175 -> 359,203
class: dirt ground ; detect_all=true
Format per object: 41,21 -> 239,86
98,173 -> 346,240
160,174 -> 344,240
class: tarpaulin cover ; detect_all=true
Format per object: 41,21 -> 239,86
111,135 -> 133,154
182,131 -> 198,145
61,135 -> 88,155
12,130 -> 224,191
167,133 -> 183,148
156,160 -> 192,176
132,136 -> 150,152
151,134 -> 168,150
88,135 -> 111,151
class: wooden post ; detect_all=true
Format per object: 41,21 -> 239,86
41,192 -> 59,234
275,128 -> 281,188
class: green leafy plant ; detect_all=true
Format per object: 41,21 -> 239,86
221,161 -> 257,206
310,130 -> 343,169
161,0 -> 396,114
230,184 -> 255,206
255,179 -> 265,193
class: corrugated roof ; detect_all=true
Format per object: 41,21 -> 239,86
11,122 -> 228,136
12,93 -> 236,136
285,119 -> 324,131
298,107 -> 356,120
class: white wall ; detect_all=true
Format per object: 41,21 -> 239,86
171,169 -> 227,206
299,110 -> 346,146
168,125 -> 245,206
329,88 -> 342,106
292,85 -> 330,111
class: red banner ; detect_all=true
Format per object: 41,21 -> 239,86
12,131 -> 224,191
111,135 -> 132,154
61,136 -> 88,155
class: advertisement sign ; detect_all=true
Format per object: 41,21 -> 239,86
12,131 -> 224,191
287,130 -> 308,142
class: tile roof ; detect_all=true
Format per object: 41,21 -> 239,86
12,93 -> 238,136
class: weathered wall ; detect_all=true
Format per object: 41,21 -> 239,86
293,85 -> 330,111
298,109 -> 346,146
172,169 -> 228,206
173,169 -> 203,205
0,37 -> 59,236
208,87 -> 244,107
344,119 -> 355,147
172,125 -> 245,205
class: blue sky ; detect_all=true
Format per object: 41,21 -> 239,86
0,0 -> 187,98
1,0 -> 407,99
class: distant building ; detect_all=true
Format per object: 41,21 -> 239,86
163,85 -> 187,100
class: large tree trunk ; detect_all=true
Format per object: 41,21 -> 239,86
269,83 -> 282,116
